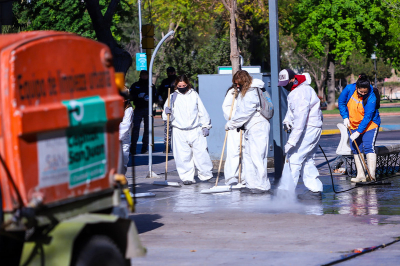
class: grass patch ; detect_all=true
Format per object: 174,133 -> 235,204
380,107 -> 400,113
322,107 -> 400,115
322,109 -> 340,114
381,99 -> 400,104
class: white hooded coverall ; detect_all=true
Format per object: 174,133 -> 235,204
278,73 -> 323,193
162,88 -> 213,182
222,88 -> 242,185
225,79 -> 271,191
119,107 -> 133,172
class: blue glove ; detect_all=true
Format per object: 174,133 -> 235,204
202,128 -> 209,137
164,107 -> 172,115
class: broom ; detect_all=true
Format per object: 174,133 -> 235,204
153,87 -> 181,187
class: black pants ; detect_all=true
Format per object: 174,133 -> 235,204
130,108 -> 149,154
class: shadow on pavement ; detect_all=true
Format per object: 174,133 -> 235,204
130,214 -> 164,234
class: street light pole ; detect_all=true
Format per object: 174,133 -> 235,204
147,31 -> 175,178
371,52 -> 377,87
138,0 -> 143,53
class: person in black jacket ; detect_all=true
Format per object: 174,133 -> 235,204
129,70 -> 156,154
157,66 -> 177,152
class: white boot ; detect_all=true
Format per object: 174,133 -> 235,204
351,154 -> 366,183
366,153 -> 377,181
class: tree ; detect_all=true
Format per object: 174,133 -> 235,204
155,24 -> 231,84
13,0 -> 135,74
290,0 -> 392,110
85,0 -> 132,73
335,52 -> 393,83
382,0 -> 400,70
280,35 -> 328,98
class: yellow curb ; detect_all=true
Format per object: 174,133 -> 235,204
321,129 -> 340,135
322,127 -> 384,135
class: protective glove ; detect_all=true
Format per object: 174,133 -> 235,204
138,92 -> 145,98
343,118 -> 350,128
144,95 -> 149,101
164,107 -> 172,115
350,131 -> 360,142
283,120 -> 293,132
284,143 -> 294,154
202,128 -> 209,137
236,125 -> 245,133
225,123 -> 231,131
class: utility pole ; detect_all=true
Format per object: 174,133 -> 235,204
138,0 -> 143,53
269,0 -> 284,180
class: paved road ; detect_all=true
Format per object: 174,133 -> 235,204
128,130 -> 400,265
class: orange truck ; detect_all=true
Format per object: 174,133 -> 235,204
0,31 -> 145,265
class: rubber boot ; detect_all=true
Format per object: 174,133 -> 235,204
351,154 -> 366,183
366,153 -> 377,181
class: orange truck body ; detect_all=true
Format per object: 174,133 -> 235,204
0,31 -> 124,213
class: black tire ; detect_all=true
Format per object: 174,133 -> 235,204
74,235 -> 127,266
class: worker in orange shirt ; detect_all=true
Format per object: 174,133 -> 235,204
338,74 -> 381,182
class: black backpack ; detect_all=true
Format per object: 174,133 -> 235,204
362,87 -> 380,109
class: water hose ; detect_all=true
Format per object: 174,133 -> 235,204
319,145 -> 392,194
321,236 -> 400,266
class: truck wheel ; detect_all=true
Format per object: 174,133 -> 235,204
74,235 -> 128,266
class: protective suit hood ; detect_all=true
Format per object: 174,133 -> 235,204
302,73 -> 312,85
291,73 -> 312,91
250,79 -> 265,89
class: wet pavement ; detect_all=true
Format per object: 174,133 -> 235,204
127,130 -> 400,265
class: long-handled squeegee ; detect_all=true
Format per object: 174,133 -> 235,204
201,90 -> 238,194
153,88 -> 181,187
231,129 -> 245,189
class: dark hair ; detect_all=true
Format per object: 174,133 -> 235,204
232,70 -> 253,96
174,74 -> 192,89
225,84 -> 236,96
356,73 -> 370,89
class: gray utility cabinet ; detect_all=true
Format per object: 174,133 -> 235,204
198,73 -> 289,161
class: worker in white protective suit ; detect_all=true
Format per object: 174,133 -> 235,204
222,85 -> 243,185
119,98 -> 133,174
225,70 -> 271,194
162,74 -> 214,185
277,69 -> 324,200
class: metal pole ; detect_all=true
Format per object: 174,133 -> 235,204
148,31 -> 174,175
269,0 -> 284,180
138,0 -> 143,53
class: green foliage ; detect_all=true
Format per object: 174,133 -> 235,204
13,0 -> 134,43
291,0 -> 391,64
382,0 -> 400,69
13,0 -> 94,38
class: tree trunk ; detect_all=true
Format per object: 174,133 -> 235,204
85,0 -> 132,74
227,0 -> 240,75
326,52 -> 336,110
